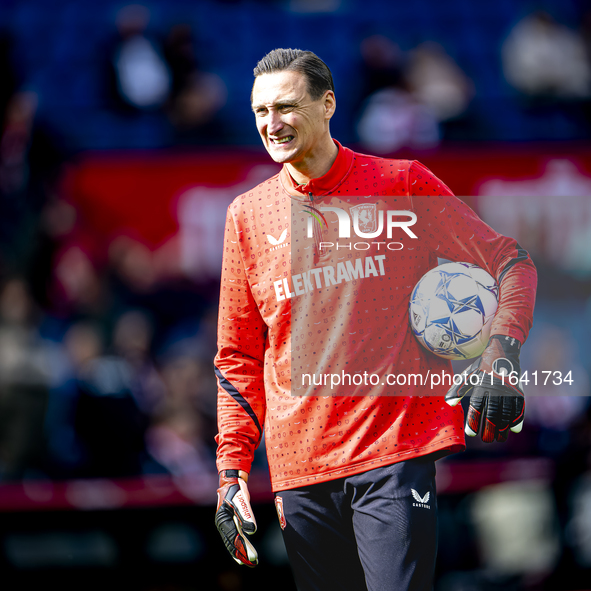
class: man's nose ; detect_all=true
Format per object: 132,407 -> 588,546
267,110 -> 284,135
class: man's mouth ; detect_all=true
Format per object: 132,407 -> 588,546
270,135 -> 294,145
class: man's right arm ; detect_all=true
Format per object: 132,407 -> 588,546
214,204 -> 268,476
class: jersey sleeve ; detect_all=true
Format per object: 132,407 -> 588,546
408,160 -> 537,345
214,204 -> 268,475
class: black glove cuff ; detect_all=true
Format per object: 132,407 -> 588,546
490,334 -> 521,356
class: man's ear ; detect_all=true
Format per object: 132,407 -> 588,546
323,90 -> 336,120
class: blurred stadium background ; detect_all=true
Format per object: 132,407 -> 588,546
0,0 -> 590,589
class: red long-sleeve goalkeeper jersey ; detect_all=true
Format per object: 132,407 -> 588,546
215,141 -> 537,492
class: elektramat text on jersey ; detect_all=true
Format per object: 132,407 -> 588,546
274,254 -> 386,301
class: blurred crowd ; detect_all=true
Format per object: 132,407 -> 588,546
1,2 -> 591,151
0,276 -> 220,483
105,4 -> 227,142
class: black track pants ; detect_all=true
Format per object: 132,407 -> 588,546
276,457 -> 438,591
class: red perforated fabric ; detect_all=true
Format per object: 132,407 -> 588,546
215,141 -> 537,492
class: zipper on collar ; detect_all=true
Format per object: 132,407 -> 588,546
309,192 -> 322,264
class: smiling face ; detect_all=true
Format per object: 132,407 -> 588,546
251,70 -> 337,182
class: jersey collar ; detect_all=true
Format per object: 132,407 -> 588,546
279,140 -> 355,199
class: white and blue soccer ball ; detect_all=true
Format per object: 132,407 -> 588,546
409,262 -> 499,360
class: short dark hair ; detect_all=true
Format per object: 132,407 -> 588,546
253,48 -> 335,100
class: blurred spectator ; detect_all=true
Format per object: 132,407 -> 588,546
156,354 -> 211,430
44,320 -> 103,477
566,472 -> 591,569
580,8 -> 591,127
108,235 -> 158,294
112,309 -> 166,416
0,89 -> 68,314
356,35 -> 440,153
28,196 -> 77,310
405,42 -> 474,134
356,34 -> 406,103
44,309 -> 155,480
51,244 -> 107,317
0,278 -> 51,480
356,83 -> 440,154
0,93 -> 39,269
73,333 -> 148,479
163,24 -> 227,142
524,324 -> 590,435
145,353 -> 216,477
0,92 -> 37,198
109,4 -> 172,111
0,29 -> 66,298
0,30 -> 18,126
470,481 -> 560,579
502,11 -> 591,100
145,408 -> 214,478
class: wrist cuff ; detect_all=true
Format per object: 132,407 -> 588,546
491,334 -> 521,353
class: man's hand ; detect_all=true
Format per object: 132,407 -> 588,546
445,335 -> 525,443
215,469 -> 258,567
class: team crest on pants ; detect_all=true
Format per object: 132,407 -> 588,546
275,495 -> 286,530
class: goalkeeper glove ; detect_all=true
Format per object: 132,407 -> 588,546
215,469 -> 258,567
445,335 -> 525,443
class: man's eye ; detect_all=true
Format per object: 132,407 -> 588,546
279,105 -> 294,112
255,108 -> 267,116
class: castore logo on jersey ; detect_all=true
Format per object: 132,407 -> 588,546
266,229 -> 289,251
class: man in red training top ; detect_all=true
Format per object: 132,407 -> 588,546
214,48 -> 536,591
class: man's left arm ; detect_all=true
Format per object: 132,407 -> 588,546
408,161 -> 537,442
